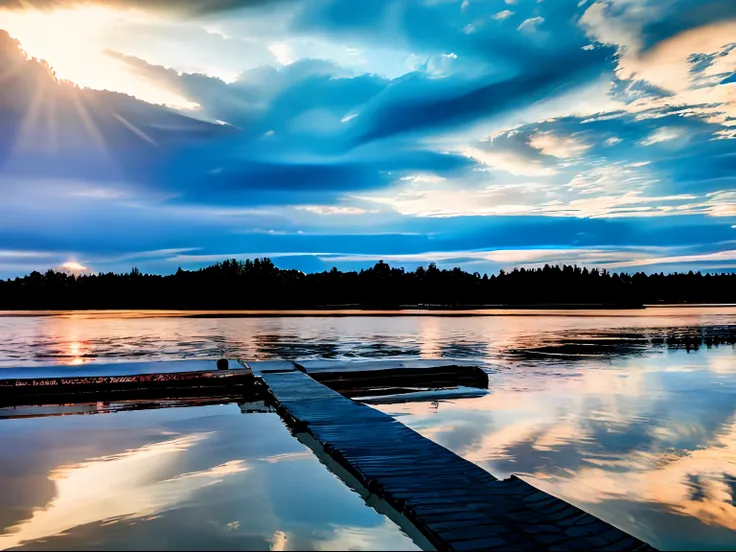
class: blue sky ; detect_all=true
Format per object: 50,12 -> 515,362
0,0 -> 735,277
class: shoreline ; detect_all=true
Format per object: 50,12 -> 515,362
3,303 -> 736,318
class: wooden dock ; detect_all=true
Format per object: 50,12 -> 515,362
0,358 -> 658,550
257,365 -> 656,552
0,360 -> 261,406
296,359 -> 489,399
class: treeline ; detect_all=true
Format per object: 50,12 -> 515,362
1,259 -> 735,309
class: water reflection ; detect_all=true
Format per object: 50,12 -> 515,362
0,307 -> 733,367
0,405 -> 418,551
0,307 -> 734,550
377,347 -> 736,550
0,434 -> 248,550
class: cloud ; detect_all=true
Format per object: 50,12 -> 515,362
605,249 -> 736,269
639,127 -> 684,146
1,0 -> 735,277
296,205 -> 377,215
462,147 -> 558,177
493,10 -> 514,20
529,131 -> 591,158
517,16 -> 544,31
0,0 -> 285,15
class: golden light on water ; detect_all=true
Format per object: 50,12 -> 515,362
67,340 -> 85,365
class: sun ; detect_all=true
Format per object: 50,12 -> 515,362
0,5 -> 198,109
59,261 -> 90,275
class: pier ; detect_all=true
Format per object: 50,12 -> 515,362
0,359 -> 657,551
251,361 -> 655,552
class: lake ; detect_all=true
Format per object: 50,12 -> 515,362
0,307 -> 734,550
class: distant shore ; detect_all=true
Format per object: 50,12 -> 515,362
10,303 -> 736,319
3,260 -> 735,310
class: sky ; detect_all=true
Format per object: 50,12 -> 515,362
0,0 -> 735,277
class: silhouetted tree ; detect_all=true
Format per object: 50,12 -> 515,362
0,259 -> 734,309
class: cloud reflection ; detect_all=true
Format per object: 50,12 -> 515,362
0,433 -> 248,549
378,347 -> 736,547
314,520 -> 419,552
269,530 -> 288,551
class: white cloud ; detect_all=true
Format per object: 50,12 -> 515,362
604,249 -> 736,269
553,191 -> 698,218
639,127 -> 683,146
399,174 -> 447,184
296,205 -> 377,215
268,43 -> 294,65
579,4 -> 736,127
462,147 -> 557,177
566,161 -> 655,195
318,247 -> 660,267
618,21 -> 736,94
705,191 -> 736,217
355,163 -> 718,220
605,137 -> 622,146
493,10 -> 514,21
517,17 -> 544,31
529,132 -> 591,158
0,250 -> 56,259
356,187 -> 536,217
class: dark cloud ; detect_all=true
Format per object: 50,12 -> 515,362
639,0 -> 736,51
356,49 -> 610,143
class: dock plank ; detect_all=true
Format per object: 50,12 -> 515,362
260,370 -> 657,552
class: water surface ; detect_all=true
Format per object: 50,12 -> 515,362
376,347 -> 736,551
0,306 -> 733,367
0,403 -> 419,551
0,307 -> 734,550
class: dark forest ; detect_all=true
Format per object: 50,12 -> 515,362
1,259 -> 735,309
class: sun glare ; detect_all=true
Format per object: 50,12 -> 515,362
60,261 -> 89,274
1,6 -> 198,109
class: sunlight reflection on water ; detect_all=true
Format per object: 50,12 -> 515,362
0,307 -> 734,550
0,306 -> 733,367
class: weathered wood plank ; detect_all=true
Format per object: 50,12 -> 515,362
260,370 -> 657,552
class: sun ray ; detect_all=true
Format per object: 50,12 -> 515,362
12,71 -> 49,153
44,81 -> 59,152
0,5 -> 197,108
113,112 -> 159,147
68,88 -> 110,153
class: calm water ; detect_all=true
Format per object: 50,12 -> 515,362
0,404 -> 419,551
0,307 -> 735,550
